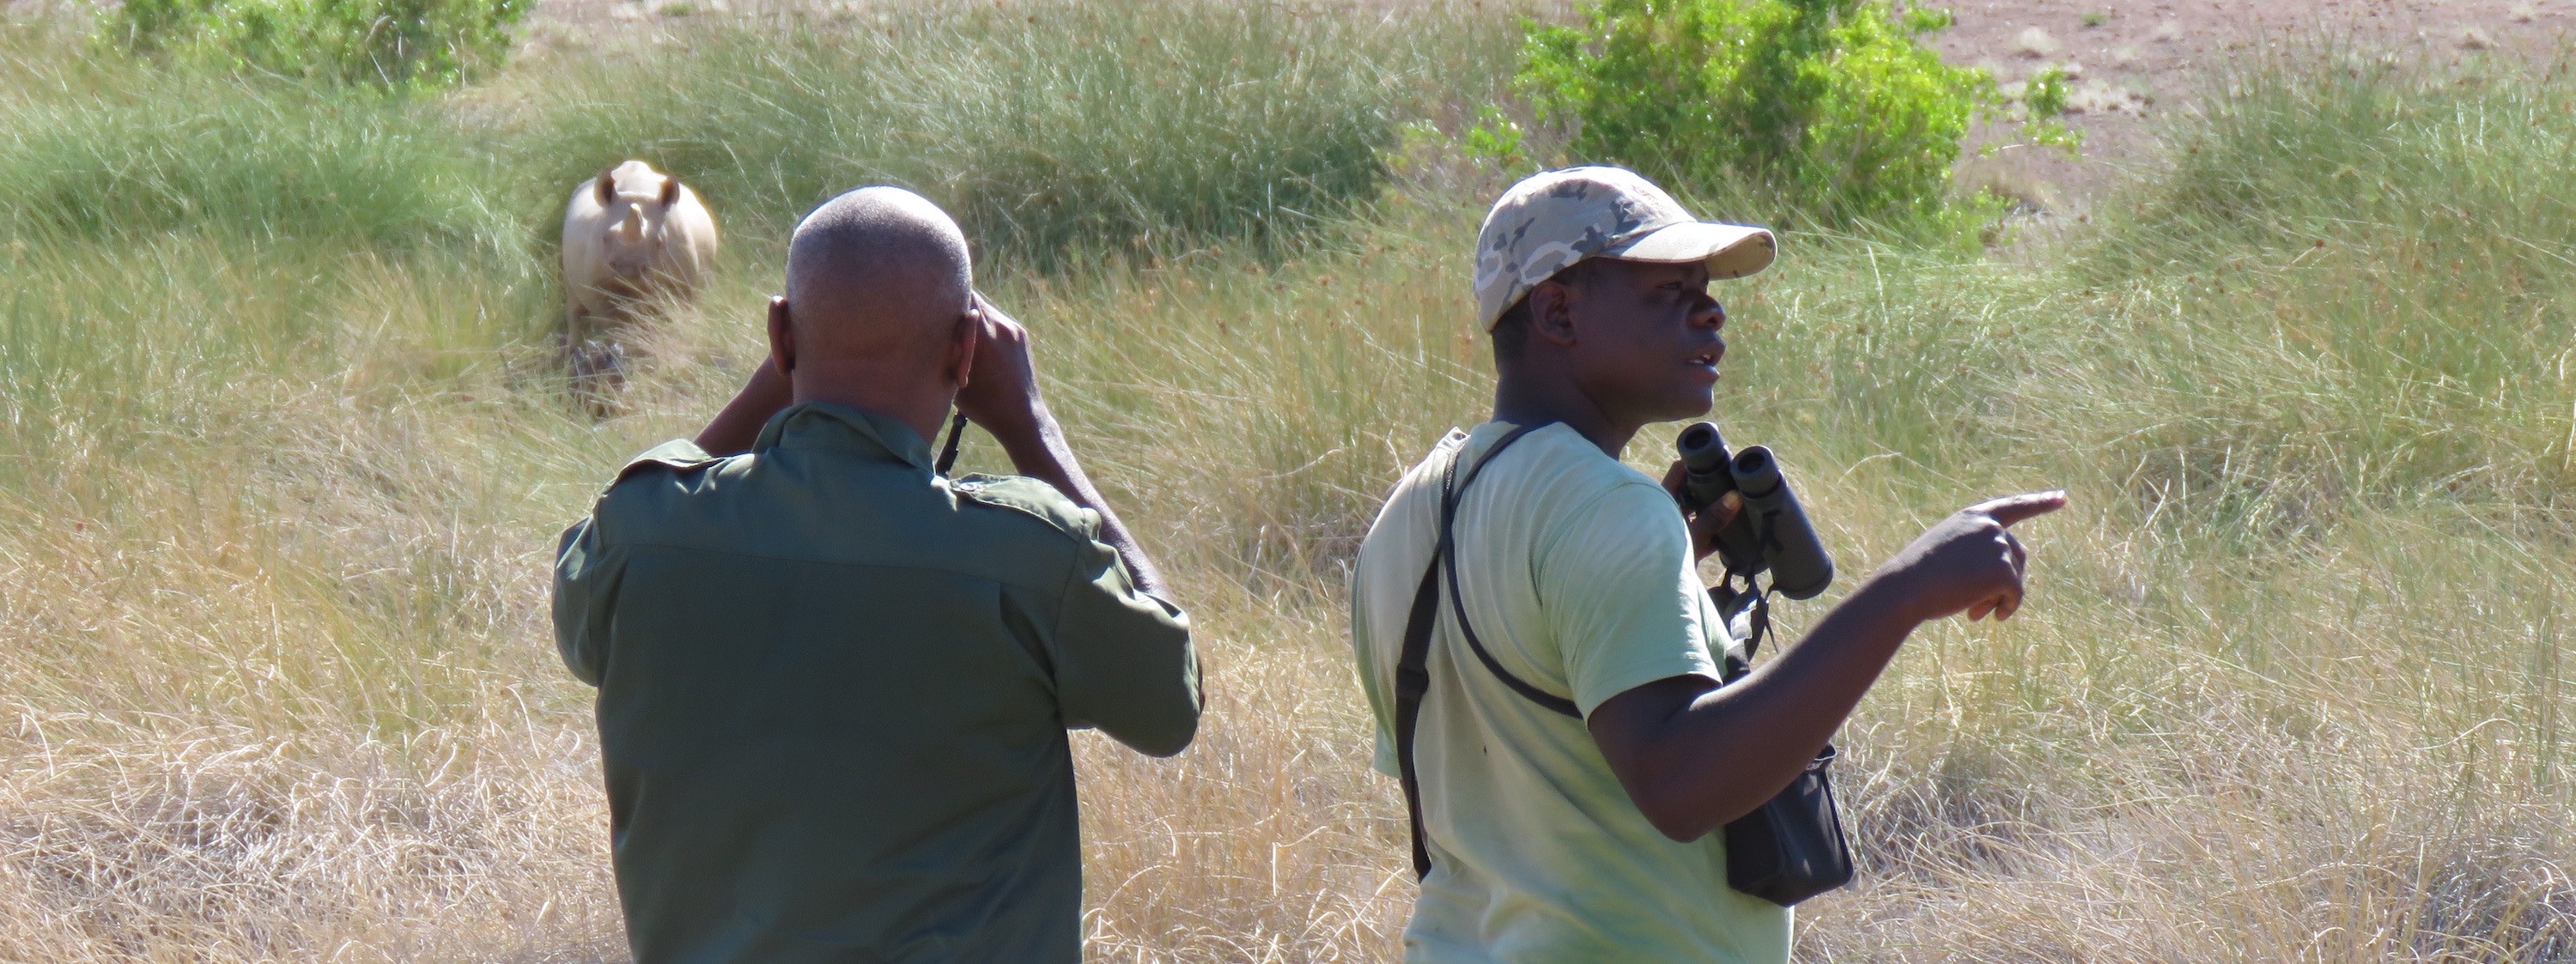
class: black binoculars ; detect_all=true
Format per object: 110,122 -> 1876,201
1674,422 -> 1834,600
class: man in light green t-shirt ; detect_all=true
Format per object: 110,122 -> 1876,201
1348,167 -> 2066,962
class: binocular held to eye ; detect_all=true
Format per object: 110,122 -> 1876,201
1675,422 -> 1835,600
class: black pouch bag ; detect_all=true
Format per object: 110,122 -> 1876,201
1707,585 -> 1855,905
1721,742 -> 1850,905
1392,425 -> 1854,906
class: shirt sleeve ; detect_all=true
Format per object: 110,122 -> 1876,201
1534,481 -> 1722,717
1350,567 -> 1403,779
1050,524 -> 1201,757
551,515 -> 627,688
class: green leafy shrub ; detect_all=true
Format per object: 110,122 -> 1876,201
2019,64 -> 2079,149
1505,0 -> 2066,229
99,0 -> 525,88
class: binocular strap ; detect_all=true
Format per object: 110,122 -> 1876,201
934,413 -> 969,476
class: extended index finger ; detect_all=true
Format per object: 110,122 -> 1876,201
1968,490 -> 2069,528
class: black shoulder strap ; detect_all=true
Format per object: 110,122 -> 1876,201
1438,434 -> 1581,719
1393,423 -> 1552,880
1392,549 -> 1443,880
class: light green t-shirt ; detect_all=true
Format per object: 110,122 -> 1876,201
1349,421 -> 1790,964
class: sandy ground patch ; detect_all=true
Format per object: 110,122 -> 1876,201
1941,0 -> 2574,214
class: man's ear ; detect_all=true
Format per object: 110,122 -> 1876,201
767,295 -> 796,375
1526,278 -> 1582,348
947,304 -> 980,390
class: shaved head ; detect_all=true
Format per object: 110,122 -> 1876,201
782,186 -> 973,363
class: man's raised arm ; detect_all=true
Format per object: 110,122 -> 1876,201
1588,490 -> 2067,842
696,294 -> 1169,598
956,294 -> 1195,753
952,294 -> 1169,597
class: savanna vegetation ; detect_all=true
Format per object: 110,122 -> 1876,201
0,0 -> 2570,960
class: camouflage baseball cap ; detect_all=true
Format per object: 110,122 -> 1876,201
1473,166 -> 1777,330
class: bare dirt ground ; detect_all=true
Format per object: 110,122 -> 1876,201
1939,0 -> 2576,214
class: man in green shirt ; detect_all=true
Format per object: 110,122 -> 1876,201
1349,167 -> 2064,961
552,186 -> 1200,963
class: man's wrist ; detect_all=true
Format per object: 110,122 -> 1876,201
987,403 -> 1064,473
1848,567 -> 1933,627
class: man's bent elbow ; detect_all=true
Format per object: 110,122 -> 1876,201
1619,767 -> 1759,843
1135,665 -> 1204,757
1095,692 -> 1198,757
1084,652 -> 1202,757
1637,794 -> 1716,844
1127,710 -> 1200,758
1631,776 -> 1785,843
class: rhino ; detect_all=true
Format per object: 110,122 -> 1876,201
559,160 -> 719,408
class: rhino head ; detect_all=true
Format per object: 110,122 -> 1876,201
592,163 -> 690,294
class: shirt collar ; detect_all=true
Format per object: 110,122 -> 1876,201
750,402 -> 937,473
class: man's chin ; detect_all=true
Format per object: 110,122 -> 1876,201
1656,393 -> 1717,423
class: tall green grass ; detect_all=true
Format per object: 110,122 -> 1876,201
0,0 -> 1522,498
0,66 -> 512,249
503,0 -> 1522,266
2062,52 -> 2576,515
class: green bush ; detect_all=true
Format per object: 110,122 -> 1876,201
1507,0 -> 2059,229
100,0 -> 525,88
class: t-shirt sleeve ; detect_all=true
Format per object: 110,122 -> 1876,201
1534,481 -> 1722,717
1050,523 -> 1202,757
550,514 -> 626,688
1350,567 -> 1403,779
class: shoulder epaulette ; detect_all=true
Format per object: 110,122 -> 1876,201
610,440 -> 721,488
951,474 -> 1094,540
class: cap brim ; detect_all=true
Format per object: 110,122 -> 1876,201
1604,221 -> 1777,280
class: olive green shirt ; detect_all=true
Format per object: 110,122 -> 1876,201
551,402 -> 1200,964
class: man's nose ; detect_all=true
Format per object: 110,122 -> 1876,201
1692,295 -> 1726,329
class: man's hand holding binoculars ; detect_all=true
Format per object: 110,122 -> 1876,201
953,292 -> 1047,446
1657,462 -> 1743,566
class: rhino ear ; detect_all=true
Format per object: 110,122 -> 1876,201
595,167 -> 618,205
658,176 -> 683,208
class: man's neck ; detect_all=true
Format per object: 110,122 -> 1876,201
790,367 -> 951,446
1491,367 -> 1638,458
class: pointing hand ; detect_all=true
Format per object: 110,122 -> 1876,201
1874,490 -> 2068,623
